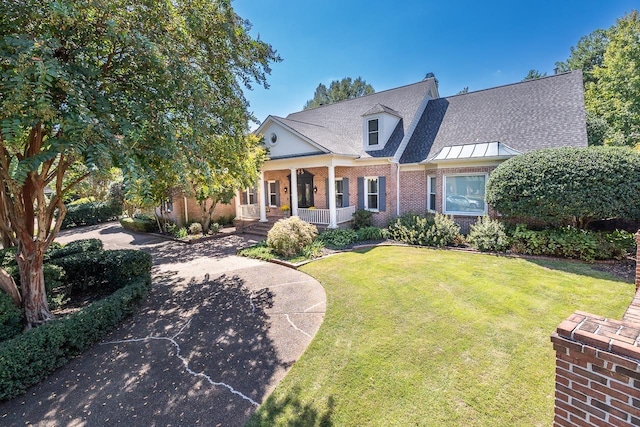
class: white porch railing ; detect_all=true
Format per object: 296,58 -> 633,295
298,206 -> 356,225
239,204 -> 260,219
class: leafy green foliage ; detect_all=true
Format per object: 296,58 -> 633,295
555,29 -> 609,84
353,209 -> 373,230
46,239 -> 103,262
467,217 -> 510,252
237,241 -> 276,261
585,11 -> 640,147
355,226 -> 384,242
60,201 -> 121,229
486,147 -> 640,228
0,292 -> 22,342
317,229 -> 358,249
523,69 -> 547,81
119,217 -> 158,233
267,217 -> 318,258
0,0 -> 279,324
303,77 -> 374,110
384,213 -> 460,247
509,225 -> 634,261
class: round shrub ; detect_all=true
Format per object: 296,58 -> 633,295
188,222 -> 203,235
120,217 -> 157,233
467,216 -> 510,252
267,217 -> 318,258
209,222 -> 221,234
486,147 -> 640,228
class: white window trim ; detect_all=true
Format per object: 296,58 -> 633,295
335,178 -> 344,208
427,175 -> 436,212
267,180 -> 277,207
364,176 -> 379,212
367,118 -> 379,147
363,115 -> 385,151
442,173 -> 488,216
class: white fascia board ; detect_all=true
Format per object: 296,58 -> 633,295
262,153 -> 358,171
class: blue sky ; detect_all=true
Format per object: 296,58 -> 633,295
233,0 -> 638,128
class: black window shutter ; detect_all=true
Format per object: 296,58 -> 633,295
379,176 -> 386,212
325,178 -> 329,208
357,177 -> 364,209
275,181 -> 280,206
343,177 -> 350,207
264,181 -> 268,205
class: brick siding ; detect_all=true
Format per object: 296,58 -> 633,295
163,189 -> 236,227
551,231 -> 640,426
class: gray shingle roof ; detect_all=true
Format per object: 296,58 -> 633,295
284,79 -> 435,157
400,71 -> 588,164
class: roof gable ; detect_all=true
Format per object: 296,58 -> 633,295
400,71 -> 588,164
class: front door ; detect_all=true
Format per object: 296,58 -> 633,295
290,170 -> 314,208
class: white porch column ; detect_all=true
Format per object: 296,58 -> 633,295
290,168 -> 299,216
259,171 -> 268,222
234,189 -> 241,219
328,165 -> 337,228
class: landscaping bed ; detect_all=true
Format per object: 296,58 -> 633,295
0,239 -> 152,400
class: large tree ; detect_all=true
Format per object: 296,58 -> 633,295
0,0 -> 279,326
585,11 -> 640,147
522,69 -> 547,81
303,77 -> 374,110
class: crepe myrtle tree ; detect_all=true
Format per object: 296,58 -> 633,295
485,147 -> 640,229
0,0 -> 280,326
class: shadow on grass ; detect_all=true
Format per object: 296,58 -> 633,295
525,257 -> 635,284
247,386 -> 335,427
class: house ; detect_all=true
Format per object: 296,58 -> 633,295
236,71 -> 587,232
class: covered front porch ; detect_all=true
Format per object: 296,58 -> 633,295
236,159 -> 357,228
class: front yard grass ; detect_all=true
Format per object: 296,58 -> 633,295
247,246 -> 634,426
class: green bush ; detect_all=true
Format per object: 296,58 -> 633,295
318,229 -> 358,249
0,292 -> 22,342
0,277 -> 150,400
486,147 -> 640,228
301,240 -> 324,259
61,201 -> 122,229
510,225 -> 601,261
174,227 -> 187,239
385,213 -> 460,248
237,241 -> 275,261
188,222 -> 203,235
267,217 -> 318,258
209,223 -> 221,234
46,238 -> 103,262
120,217 -> 157,233
467,217 -> 510,252
353,209 -> 373,230
355,226 -> 384,242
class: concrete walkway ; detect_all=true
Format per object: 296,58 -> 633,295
0,223 -> 326,426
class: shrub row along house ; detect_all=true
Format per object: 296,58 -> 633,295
235,71 -> 587,232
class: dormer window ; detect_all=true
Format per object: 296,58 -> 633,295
368,119 -> 379,146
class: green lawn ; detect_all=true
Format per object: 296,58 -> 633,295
247,247 -> 634,427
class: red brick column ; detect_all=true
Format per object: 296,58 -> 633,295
552,312 -> 640,426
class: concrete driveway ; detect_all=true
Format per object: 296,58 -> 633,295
0,223 -> 326,426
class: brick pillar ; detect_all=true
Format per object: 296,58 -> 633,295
552,311 -> 640,426
636,230 -> 640,291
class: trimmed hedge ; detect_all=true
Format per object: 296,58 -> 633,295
0,248 -> 152,400
120,217 -> 157,233
61,201 -> 121,229
0,277 -> 150,400
0,292 -> 22,342
385,213 -> 460,247
486,147 -> 640,228
46,238 -> 103,262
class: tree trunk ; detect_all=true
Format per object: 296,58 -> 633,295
0,268 -> 21,307
201,201 -> 211,232
17,246 -> 53,326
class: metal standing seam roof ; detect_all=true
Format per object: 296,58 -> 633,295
426,141 -> 522,162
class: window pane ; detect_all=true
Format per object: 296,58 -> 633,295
368,195 -> 378,210
270,194 -> 277,205
429,194 -> 436,210
444,175 -> 485,214
368,132 -> 378,146
367,178 -> 378,193
335,180 -> 343,193
336,194 -> 343,208
368,119 -> 378,132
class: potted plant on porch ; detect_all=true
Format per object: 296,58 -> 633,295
281,205 -> 290,218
